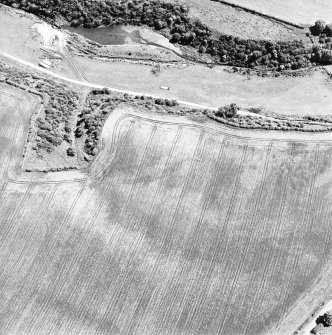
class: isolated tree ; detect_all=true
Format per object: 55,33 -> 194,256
216,103 -> 238,118
311,20 -> 326,35
67,147 -> 75,157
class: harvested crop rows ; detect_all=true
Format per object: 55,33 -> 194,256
2,109 -> 332,334
222,0 -> 332,25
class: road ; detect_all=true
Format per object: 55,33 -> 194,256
300,299 -> 332,334
1,52 -> 218,111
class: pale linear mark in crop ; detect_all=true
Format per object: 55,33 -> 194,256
0,184 -> 59,303
183,142 -> 249,333
244,143 -> 296,334
162,137 -> 227,334
122,131 -> 205,334
94,125 -> 162,331
215,142 -> 273,334
2,181 -> 87,333
278,144 -> 320,320
94,126 -> 184,335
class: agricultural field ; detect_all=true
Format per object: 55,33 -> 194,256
223,0 -> 332,25
2,79 -> 332,334
3,1 -> 332,334
0,84 -> 39,181
165,0 -> 308,41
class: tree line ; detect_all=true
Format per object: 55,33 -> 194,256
2,0 -> 332,70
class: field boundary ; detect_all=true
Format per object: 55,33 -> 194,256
211,0 -> 306,29
123,113 -> 332,144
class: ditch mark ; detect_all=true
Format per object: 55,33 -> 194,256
92,119 -> 134,179
162,138 -> 227,335
122,130 -> 205,334
0,184 -> 33,247
1,184 -> 59,333
20,181 -> 87,332
242,143 -> 295,335
94,127 -> 184,334
179,141 -> 249,334
39,124 -> 156,329
217,142 -> 273,334
279,143 -> 320,320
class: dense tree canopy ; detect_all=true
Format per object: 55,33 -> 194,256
2,0 -> 332,70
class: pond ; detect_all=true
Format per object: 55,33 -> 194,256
63,25 -> 181,55
63,25 -> 145,46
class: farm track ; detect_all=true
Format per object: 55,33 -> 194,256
125,114 -> 332,144
63,51 -> 87,82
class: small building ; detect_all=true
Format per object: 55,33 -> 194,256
160,86 -> 169,90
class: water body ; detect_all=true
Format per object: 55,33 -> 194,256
63,25 -> 142,45
63,25 -> 184,58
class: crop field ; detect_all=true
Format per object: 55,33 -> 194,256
223,0 -> 332,25
0,84 -> 39,181
165,0 -> 306,41
2,86 -> 332,334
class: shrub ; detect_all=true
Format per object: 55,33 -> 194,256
67,147 -> 75,156
216,103 -> 238,118
325,24 -> 332,37
311,20 -> 326,36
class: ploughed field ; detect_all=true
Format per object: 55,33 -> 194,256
0,86 -> 332,335
2,89 -> 332,334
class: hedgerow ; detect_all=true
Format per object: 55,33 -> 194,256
0,62 -> 80,156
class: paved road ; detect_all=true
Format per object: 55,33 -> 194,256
1,52 -> 218,111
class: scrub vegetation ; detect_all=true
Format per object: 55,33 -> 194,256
2,0 -> 332,70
